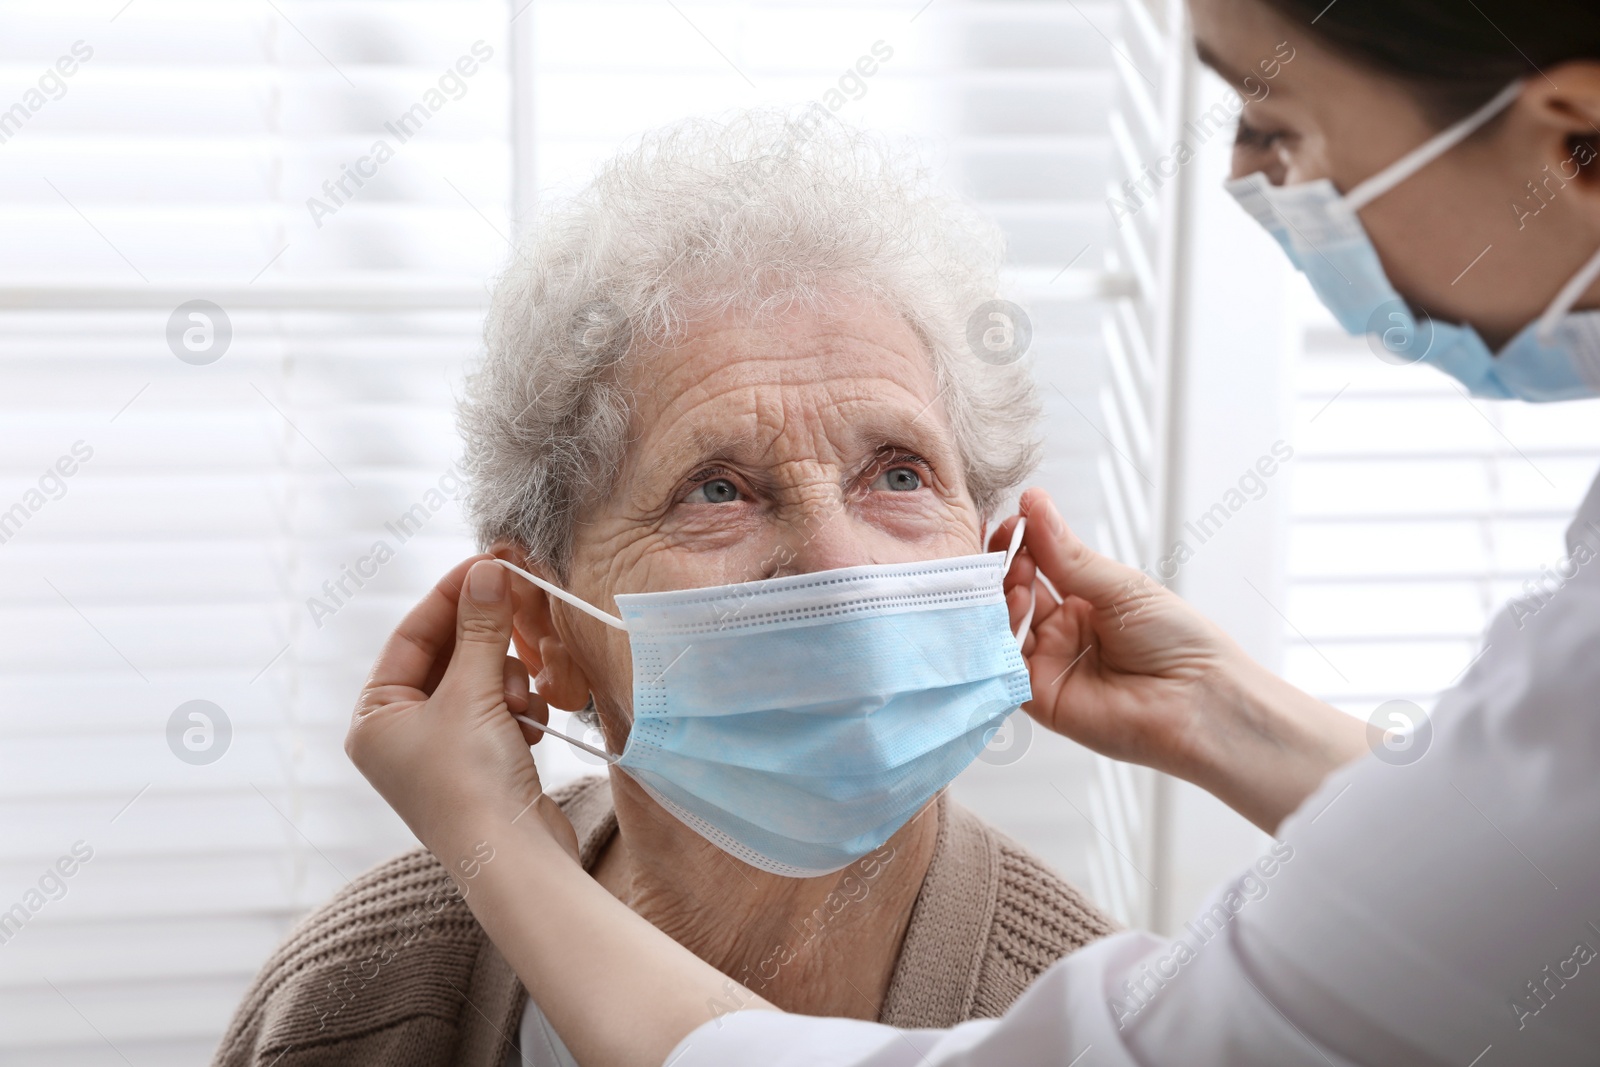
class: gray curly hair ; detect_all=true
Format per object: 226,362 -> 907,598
459,107 -> 1041,578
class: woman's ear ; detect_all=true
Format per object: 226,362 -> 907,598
1522,63 -> 1600,199
491,542 -> 594,712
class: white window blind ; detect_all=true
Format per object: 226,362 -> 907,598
1072,0 -> 1191,930
0,2 -> 509,1064
1283,289 -> 1600,716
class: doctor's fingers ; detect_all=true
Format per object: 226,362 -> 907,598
989,514 -> 1022,555
1006,580 -> 1063,659
432,559 -> 519,714
1005,558 -> 1060,616
1018,488 -> 1150,610
502,655 -> 558,748
504,656 -> 532,715
366,554 -> 491,696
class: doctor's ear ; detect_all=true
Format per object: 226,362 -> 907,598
489,542 -> 594,712
1520,62 -> 1600,197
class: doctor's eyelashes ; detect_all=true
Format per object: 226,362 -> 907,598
1232,117 -> 1287,150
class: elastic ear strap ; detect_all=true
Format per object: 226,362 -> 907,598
1004,516 -> 1027,572
1014,585 -> 1036,649
514,713 -> 619,764
1538,243 -> 1600,340
1346,80 -> 1524,211
1003,517 -> 1033,646
493,559 -> 628,630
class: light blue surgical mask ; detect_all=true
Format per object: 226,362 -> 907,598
495,523 -> 1034,877
1226,80 -> 1600,402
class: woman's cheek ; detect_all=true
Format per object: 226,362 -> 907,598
855,488 -> 980,550
657,502 -> 763,555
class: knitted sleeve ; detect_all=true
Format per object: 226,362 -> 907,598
968,836 -> 1120,1020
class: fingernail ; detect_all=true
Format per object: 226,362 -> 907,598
470,560 -> 506,602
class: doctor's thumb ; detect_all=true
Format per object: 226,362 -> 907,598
1018,488 -> 1152,609
438,558 -> 517,710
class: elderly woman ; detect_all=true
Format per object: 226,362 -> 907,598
213,110 -> 1112,1067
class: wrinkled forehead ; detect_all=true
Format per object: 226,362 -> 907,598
619,300 -> 959,484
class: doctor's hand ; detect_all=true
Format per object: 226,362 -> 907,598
993,489 -> 1366,834
345,556 -> 579,864
348,560 -> 759,1067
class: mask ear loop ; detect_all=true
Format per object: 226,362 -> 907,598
512,712 -> 620,765
1003,518 -> 1036,649
492,559 -> 625,764
1345,80 -> 1524,212
1536,243 -> 1600,343
494,558 -> 628,629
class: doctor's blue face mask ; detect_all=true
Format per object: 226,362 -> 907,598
493,522 -> 1035,877
1226,80 -> 1600,402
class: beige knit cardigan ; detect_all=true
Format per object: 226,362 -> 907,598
212,777 -> 1115,1066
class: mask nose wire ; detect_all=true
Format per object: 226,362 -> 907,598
491,558 -> 625,764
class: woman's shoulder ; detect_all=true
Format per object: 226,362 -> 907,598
985,822 -> 1118,951
882,798 -> 1117,1027
211,776 -> 612,1066
965,809 -> 1119,1017
210,845 -> 493,1065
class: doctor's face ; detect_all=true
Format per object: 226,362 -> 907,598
1188,0 -> 1600,347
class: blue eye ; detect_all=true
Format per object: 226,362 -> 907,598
873,466 -> 922,492
689,477 -> 740,503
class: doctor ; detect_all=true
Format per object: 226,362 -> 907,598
346,0 -> 1600,1063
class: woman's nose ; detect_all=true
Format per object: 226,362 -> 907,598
776,495 -> 881,575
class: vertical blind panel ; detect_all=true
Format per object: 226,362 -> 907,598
1078,0 -> 1182,928
0,0 -> 509,1060
1283,288 -> 1600,714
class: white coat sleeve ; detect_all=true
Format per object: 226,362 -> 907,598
663,498 -> 1600,1067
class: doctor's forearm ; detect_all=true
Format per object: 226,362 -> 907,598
1181,657 -> 1368,834
437,809 -> 777,1067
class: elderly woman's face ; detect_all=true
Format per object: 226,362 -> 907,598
560,296 -> 983,717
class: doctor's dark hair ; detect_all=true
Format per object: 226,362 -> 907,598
1259,0 -> 1600,125
459,109 -> 1041,579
